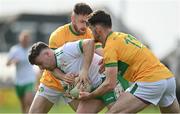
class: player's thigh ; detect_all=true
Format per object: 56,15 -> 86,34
158,77 -> 180,113
107,92 -> 149,113
77,99 -> 105,113
29,83 -> 62,113
108,79 -> 171,113
159,77 -> 176,105
36,83 -> 63,104
29,95 -> 54,113
68,99 -> 79,111
24,83 -> 35,105
23,92 -> 34,107
160,98 -> 180,113
98,90 -> 117,110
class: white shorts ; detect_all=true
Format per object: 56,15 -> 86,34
35,83 -> 72,104
126,77 -> 176,107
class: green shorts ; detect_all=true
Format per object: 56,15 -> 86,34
15,83 -> 34,98
96,75 -> 129,105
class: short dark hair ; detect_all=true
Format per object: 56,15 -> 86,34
73,3 -> 92,15
28,42 -> 49,65
88,10 -> 112,28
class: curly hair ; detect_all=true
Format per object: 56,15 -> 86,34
28,42 -> 49,65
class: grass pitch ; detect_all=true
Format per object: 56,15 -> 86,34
0,88 -> 160,113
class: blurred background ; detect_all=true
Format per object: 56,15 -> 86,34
0,0 -> 179,113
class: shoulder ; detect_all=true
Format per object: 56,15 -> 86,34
49,23 -> 70,47
50,23 -> 69,38
107,32 -> 127,45
112,32 -> 127,40
10,45 -> 20,52
8,45 -> 21,56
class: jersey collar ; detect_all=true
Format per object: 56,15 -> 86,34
104,31 -> 113,46
69,23 -> 80,36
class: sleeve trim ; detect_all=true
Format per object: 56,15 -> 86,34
105,62 -> 118,67
95,45 -> 102,49
78,40 -> 83,53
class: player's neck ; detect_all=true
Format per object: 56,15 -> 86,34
102,29 -> 113,46
70,23 -> 80,35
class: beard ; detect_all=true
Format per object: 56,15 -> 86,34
73,24 -> 86,35
94,33 -> 101,41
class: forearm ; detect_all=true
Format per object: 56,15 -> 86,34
6,59 -> 19,66
51,68 -> 76,84
82,39 -> 95,71
51,68 -> 65,80
90,67 -> 117,98
91,80 -> 115,97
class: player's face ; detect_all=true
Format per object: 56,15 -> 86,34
19,34 -> 31,48
89,25 -> 102,42
72,14 -> 88,34
35,50 -> 55,70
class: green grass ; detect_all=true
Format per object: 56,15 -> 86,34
0,88 -> 160,113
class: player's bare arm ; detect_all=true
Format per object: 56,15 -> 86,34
51,68 -> 78,84
77,39 -> 95,87
79,67 -> 117,100
6,58 -> 19,66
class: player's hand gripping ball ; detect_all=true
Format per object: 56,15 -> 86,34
70,79 -> 92,99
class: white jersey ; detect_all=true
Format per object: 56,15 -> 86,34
54,40 -> 103,88
8,44 -> 36,85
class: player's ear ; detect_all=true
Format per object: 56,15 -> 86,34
71,14 -> 75,24
44,50 -> 50,57
95,25 -> 101,34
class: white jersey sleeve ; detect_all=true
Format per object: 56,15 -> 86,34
63,40 -> 83,58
